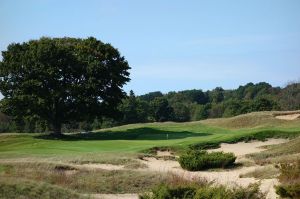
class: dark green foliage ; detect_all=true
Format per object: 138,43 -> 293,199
179,150 -> 236,171
178,89 -> 208,104
139,91 -> 163,102
150,97 -> 174,122
190,104 -> 209,121
251,97 -> 278,111
209,87 -> 224,103
208,103 -> 225,118
189,142 -> 220,150
279,82 -> 300,110
120,90 -> 149,123
0,37 -> 130,134
140,183 -> 264,199
172,103 -> 190,122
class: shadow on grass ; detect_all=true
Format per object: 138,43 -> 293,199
35,127 -> 211,141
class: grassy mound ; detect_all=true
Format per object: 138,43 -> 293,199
200,111 -> 300,129
179,150 -> 236,171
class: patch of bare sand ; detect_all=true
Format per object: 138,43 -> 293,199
156,150 -> 172,157
77,163 -> 125,170
260,179 -> 280,199
208,138 -> 287,156
275,113 -> 300,120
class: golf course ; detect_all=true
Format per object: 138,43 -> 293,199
0,111 -> 299,198
1,1 -> 300,198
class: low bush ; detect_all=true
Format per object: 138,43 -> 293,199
179,150 -> 236,171
140,183 -> 264,199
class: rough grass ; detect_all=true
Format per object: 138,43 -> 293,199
0,161 -> 168,194
239,165 -> 279,179
140,183 -> 265,199
0,177 -> 84,199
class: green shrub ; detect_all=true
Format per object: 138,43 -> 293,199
140,184 -> 197,199
179,150 -> 236,171
189,142 -> 220,150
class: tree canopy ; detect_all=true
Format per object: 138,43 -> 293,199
0,37 -> 130,134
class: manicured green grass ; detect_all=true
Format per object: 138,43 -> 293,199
0,111 -> 299,160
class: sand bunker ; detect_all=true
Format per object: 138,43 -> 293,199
140,157 -> 258,186
208,138 -> 287,156
275,113 -> 300,120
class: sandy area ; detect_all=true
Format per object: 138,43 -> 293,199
74,138 -> 287,198
137,139 -> 288,199
156,150 -> 172,157
1,139 -> 287,199
275,113 -> 300,120
207,138 -> 287,156
77,163 -> 125,170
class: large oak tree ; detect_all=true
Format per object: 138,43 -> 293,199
0,37 -> 130,134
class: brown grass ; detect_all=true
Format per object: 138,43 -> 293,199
239,165 -> 279,179
0,161 -> 169,194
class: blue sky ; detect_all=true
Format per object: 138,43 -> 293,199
0,0 -> 300,95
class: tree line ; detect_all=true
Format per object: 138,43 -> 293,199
1,81 -> 299,133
